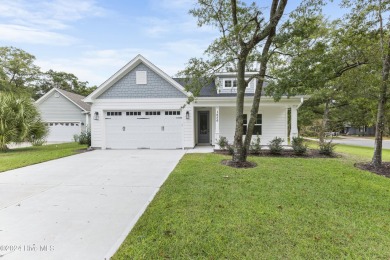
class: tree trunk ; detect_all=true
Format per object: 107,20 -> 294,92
372,2 -> 390,166
319,99 -> 330,143
232,58 -> 247,163
372,46 -> 390,166
244,29 -> 276,153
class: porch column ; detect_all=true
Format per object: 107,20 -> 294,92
85,113 -> 90,130
215,106 -> 220,148
290,105 -> 298,141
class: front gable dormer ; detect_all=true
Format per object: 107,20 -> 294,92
215,72 -> 257,94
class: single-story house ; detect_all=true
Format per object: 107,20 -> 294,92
35,88 -> 91,142
84,55 -> 305,149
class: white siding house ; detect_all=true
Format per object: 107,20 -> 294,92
84,55 -> 305,149
36,88 -> 91,142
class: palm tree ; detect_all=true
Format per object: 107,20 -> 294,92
0,92 -> 47,151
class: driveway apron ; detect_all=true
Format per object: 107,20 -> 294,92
0,150 -> 184,260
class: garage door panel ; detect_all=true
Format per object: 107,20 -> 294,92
105,111 -> 182,149
46,122 -> 81,142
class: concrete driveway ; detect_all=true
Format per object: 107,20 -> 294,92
0,150 -> 185,260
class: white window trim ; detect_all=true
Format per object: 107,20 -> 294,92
222,78 -> 256,89
222,78 -> 237,89
243,114 -> 262,135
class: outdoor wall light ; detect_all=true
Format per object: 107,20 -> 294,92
94,111 -> 99,120
186,111 -> 190,119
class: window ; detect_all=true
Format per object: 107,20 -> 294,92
223,79 -> 237,88
107,112 -> 122,116
126,111 -> 141,116
136,71 -> 147,84
165,111 -> 181,116
145,111 -> 161,116
243,114 -> 262,135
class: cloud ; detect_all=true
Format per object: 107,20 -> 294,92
35,48 -> 169,86
150,0 -> 195,12
34,43 -> 208,86
0,24 -> 77,45
136,17 -> 171,38
0,0 -> 107,45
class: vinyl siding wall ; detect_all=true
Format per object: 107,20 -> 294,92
98,63 -> 186,99
38,91 -> 86,124
218,106 -> 288,145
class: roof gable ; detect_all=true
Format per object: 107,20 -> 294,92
98,62 -> 187,99
84,54 -> 189,102
35,88 -> 90,112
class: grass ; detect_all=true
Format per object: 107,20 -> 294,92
0,142 -> 87,172
113,151 -> 390,259
307,140 -> 390,162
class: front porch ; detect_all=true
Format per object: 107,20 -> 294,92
192,103 -> 299,148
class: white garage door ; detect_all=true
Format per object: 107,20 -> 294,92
105,110 -> 182,149
46,122 -> 81,142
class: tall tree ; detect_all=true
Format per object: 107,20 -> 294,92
355,0 -> 390,166
34,69 -> 97,99
0,46 -> 40,94
181,0 -> 288,164
267,15 -> 370,142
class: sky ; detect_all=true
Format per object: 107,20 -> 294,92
0,0 -> 345,87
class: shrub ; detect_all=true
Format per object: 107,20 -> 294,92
78,130 -> 91,146
73,134 -> 80,143
27,120 -> 48,144
291,136 -> 307,155
217,136 -> 229,150
319,140 -> 336,156
250,135 -> 261,154
269,137 -> 284,155
227,144 -> 234,155
31,138 -> 46,146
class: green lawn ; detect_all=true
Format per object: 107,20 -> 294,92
0,142 -> 87,172
308,140 -> 390,162
114,150 -> 390,259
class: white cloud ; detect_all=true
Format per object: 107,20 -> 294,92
0,0 -> 107,45
0,24 -> 77,45
34,44 -> 208,86
35,48 -> 169,86
151,0 -> 195,11
137,17 -> 171,38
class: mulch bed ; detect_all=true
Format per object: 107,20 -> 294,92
355,162 -> 390,178
217,149 -> 339,168
215,149 -> 339,159
221,159 -> 257,168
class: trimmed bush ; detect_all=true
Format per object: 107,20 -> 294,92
78,130 -> 91,146
227,144 -> 234,155
319,140 -> 336,156
269,137 -> 284,155
291,136 -> 307,155
250,135 -> 261,154
217,136 -> 229,150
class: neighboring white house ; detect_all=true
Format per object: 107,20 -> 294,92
36,88 -> 91,142
84,55 -> 305,149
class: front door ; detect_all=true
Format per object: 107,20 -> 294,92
198,111 -> 209,143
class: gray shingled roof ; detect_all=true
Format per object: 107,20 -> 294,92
173,78 -> 268,97
56,88 -> 91,112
